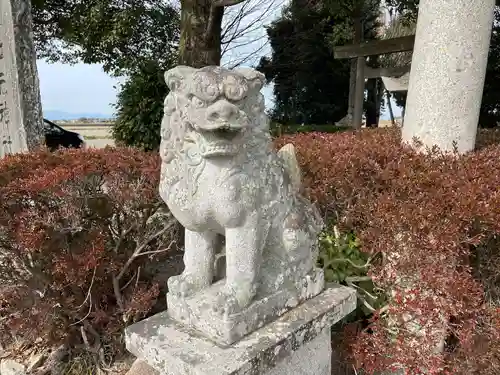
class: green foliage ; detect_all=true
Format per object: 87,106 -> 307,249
31,0 -> 179,150
258,0 -> 380,125
318,227 -> 386,316
258,5 -> 349,124
112,61 -> 169,150
480,7 -> 500,127
32,0 -> 179,76
385,0 -> 419,21
319,229 -> 365,283
322,0 -> 382,45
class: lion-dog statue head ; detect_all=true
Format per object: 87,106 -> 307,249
160,65 -> 268,168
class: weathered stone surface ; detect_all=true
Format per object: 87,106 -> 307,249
0,0 -> 44,157
158,65 -> 325,341
265,328 -> 331,375
26,352 -> 45,372
402,0 -> 495,154
126,284 -> 356,375
0,359 -> 25,375
167,268 -> 324,346
126,359 -> 160,375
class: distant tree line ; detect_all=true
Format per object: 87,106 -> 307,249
31,0 -> 500,150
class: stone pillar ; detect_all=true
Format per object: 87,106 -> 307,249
402,0 -> 495,154
0,0 -> 44,157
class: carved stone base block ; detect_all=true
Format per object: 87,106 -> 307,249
167,268 -> 325,346
125,284 -> 356,375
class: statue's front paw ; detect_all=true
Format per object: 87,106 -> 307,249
167,273 -> 208,297
212,284 -> 255,316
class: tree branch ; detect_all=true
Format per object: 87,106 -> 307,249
113,220 -> 176,310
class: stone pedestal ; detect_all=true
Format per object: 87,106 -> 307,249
402,0 -> 495,154
0,0 -> 44,157
166,268 -> 325,347
125,284 -> 356,375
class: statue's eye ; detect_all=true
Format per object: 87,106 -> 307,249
191,96 -> 206,108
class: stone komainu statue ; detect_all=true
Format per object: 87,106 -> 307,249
159,65 -> 325,344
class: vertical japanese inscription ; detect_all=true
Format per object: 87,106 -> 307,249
0,1 -> 13,156
0,38 -> 12,155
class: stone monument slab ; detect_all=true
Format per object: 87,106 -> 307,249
126,284 -> 357,375
0,0 -> 44,157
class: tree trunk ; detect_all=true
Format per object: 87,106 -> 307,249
401,104 -> 406,127
179,0 -> 224,67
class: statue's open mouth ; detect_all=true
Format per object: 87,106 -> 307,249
186,119 -> 245,157
199,128 -> 242,157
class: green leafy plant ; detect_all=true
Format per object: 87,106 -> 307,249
318,226 -> 386,316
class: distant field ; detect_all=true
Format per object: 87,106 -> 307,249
59,124 -> 115,148
63,125 -> 112,139
57,122 -> 113,127
57,120 -> 398,149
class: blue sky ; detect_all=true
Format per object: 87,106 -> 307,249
38,60 -> 122,117
37,60 -> 276,118
37,0 -> 401,120
37,60 -> 401,119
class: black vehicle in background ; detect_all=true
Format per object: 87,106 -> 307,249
43,119 -> 86,151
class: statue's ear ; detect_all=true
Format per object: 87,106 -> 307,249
234,67 -> 265,92
164,66 -> 196,91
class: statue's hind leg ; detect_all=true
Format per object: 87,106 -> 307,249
168,229 -> 217,297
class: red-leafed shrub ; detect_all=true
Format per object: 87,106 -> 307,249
275,128 -> 500,375
0,147 -> 181,361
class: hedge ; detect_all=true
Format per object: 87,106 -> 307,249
276,127 -> 500,375
1,127 -> 499,374
0,147 -> 182,369
270,122 -> 351,137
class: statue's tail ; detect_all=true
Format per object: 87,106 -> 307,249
278,143 -> 324,233
277,143 -> 302,195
